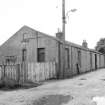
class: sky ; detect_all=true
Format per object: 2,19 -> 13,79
0,0 -> 105,49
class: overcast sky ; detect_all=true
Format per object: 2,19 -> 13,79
0,0 -> 105,49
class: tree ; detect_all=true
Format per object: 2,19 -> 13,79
95,38 -> 105,54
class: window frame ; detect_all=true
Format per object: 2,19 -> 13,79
37,48 -> 45,62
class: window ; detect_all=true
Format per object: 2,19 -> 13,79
37,48 -> 45,62
22,49 -> 27,62
5,56 -> 17,64
65,48 -> 69,68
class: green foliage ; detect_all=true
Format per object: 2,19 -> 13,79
96,38 -> 105,54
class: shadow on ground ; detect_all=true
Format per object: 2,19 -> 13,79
32,95 -> 73,105
0,82 -> 42,91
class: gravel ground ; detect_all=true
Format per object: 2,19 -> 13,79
0,69 -> 105,105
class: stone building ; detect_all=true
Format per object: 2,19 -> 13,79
0,25 -> 104,79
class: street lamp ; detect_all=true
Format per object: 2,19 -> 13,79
66,9 -> 77,23
62,0 -> 77,78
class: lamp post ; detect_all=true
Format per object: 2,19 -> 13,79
62,0 -> 66,78
62,0 -> 77,39
62,0 -> 66,41
62,0 -> 77,78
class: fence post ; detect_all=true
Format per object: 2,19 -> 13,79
17,64 -> 20,83
22,62 -> 25,83
19,63 -> 23,84
1,65 -> 4,80
4,65 -> 6,80
21,61 -> 28,83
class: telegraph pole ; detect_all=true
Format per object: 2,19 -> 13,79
60,0 -> 77,78
62,0 -> 66,78
62,0 -> 66,40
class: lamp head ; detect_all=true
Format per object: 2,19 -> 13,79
71,8 -> 77,12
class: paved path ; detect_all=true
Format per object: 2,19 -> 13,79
0,69 -> 105,105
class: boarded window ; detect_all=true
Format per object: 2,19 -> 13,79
22,49 -> 27,62
37,48 -> 45,62
65,48 -> 69,68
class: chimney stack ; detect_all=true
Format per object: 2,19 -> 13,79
56,29 -> 64,40
82,40 -> 88,48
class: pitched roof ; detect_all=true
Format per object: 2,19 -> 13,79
0,25 -> 103,55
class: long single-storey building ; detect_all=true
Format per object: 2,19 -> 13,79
0,25 -> 104,81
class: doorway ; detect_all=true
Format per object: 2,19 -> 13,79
77,50 -> 81,74
95,54 -> 97,69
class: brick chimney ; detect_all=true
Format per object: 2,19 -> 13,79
82,40 -> 88,48
56,29 -> 64,40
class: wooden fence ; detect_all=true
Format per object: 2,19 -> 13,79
0,62 -> 56,84
27,62 -> 56,82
